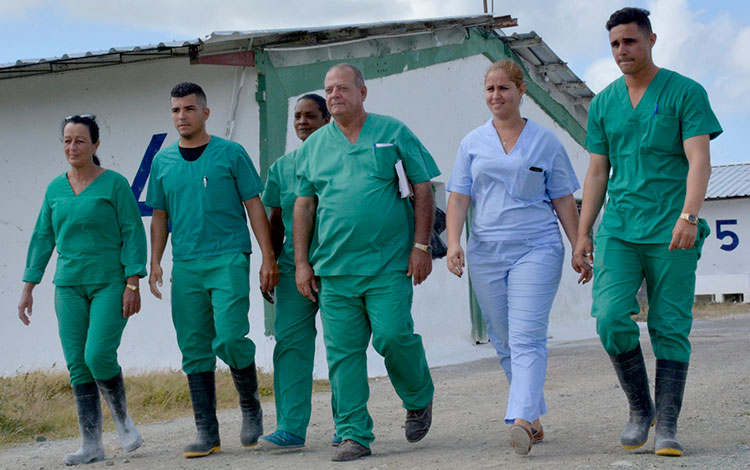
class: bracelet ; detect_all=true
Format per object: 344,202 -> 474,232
126,284 -> 139,292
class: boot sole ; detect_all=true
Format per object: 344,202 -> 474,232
183,446 -> 221,458
622,440 -> 647,450
655,447 -> 683,457
63,454 -> 104,465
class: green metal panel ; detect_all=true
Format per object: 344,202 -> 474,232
252,27 -> 587,338
254,50 -> 290,337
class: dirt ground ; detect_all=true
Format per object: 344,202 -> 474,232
2,314 -> 749,470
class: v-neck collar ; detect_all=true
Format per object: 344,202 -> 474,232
488,118 -> 529,156
619,68 -> 668,114
66,169 -> 107,196
331,114 -> 371,146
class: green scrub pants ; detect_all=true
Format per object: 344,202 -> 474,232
592,224 -> 707,363
55,282 -> 127,386
272,270 -> 319,438
171,252 -> 256,374
318,271 -> 434,448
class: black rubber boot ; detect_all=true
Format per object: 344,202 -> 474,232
230,363 -> 263,447
654,359 -> 689,457
64,382 -> 105,465
609,344 -> 655,449
96,372 -> 142,452
183,372 -> 221,458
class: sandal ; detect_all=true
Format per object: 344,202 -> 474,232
531,427 -> 544,443
509,424 -> 533,455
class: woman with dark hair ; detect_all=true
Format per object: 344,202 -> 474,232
17,114 -> 147,465
258,94 -> 331,449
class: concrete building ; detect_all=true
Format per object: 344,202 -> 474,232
0,15 -> 596,377
695,163 -> 750,303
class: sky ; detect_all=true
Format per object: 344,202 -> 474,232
1,0 -> 748,164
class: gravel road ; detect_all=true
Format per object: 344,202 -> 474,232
3,314 -> 749,469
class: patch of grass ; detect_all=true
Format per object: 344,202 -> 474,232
0,368 -> 330,448
633,302 -> 750,322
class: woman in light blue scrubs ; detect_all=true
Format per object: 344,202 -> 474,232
446,60 -> 581,455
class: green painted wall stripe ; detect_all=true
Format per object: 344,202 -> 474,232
254,50 -> 289,336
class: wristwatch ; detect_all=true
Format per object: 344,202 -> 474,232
126,284 -> 139,292
414,242 -> 432,255
679,213 -> 698,225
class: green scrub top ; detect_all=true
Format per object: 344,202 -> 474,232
295,113 -> 440,276
586,68 -> 722,243
262,149 -> 316,274
146,136 -> 263,261
24,169 -> 147,286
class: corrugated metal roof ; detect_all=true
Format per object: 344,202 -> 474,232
0,40 -> 201,80
706,163 -> 750,200
499,32 -> 594,128
0,15 -> 516,80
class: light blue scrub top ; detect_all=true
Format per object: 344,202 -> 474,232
447,119 -> 579,242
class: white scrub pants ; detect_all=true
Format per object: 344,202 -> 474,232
467,236 -> 563,424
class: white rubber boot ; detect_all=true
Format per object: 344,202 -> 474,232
64,382 -> 105,465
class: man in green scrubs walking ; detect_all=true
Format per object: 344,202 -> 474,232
147,82 -> 279,458
572,8 -> 721,457
294,64 -> 437,461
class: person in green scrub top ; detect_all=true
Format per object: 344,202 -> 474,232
18,114 -> 147,466
572,8 -> 722,457
294,64 -> 437,462
258,93 -> 332,450
146,82 -> 279,459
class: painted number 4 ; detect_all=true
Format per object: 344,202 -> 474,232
716,219 -> 739,251
130,133 -> 167,217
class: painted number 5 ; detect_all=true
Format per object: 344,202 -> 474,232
716,219 -> 739,251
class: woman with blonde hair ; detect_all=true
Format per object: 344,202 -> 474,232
446,60 -> 581,455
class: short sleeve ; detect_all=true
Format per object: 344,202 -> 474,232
679,81 -> 723,141
23,194 -> 56,284
585,96 -> 609,156
145,157 -> 166,211
233,145 -> 264,202
262,160 -> 282,208
446,138 -> 473,196
546,143 -> 581,200
396,124 -> 440,184
295,144 -> 316,197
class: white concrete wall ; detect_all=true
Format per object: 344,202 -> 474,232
696,198 -> 750,302
284,55 -> 595,378
0,58 -> 266,376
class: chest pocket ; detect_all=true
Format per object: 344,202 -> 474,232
371,144 -> 399,180
644,114 -> 682,155
512,165 -> 546,202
